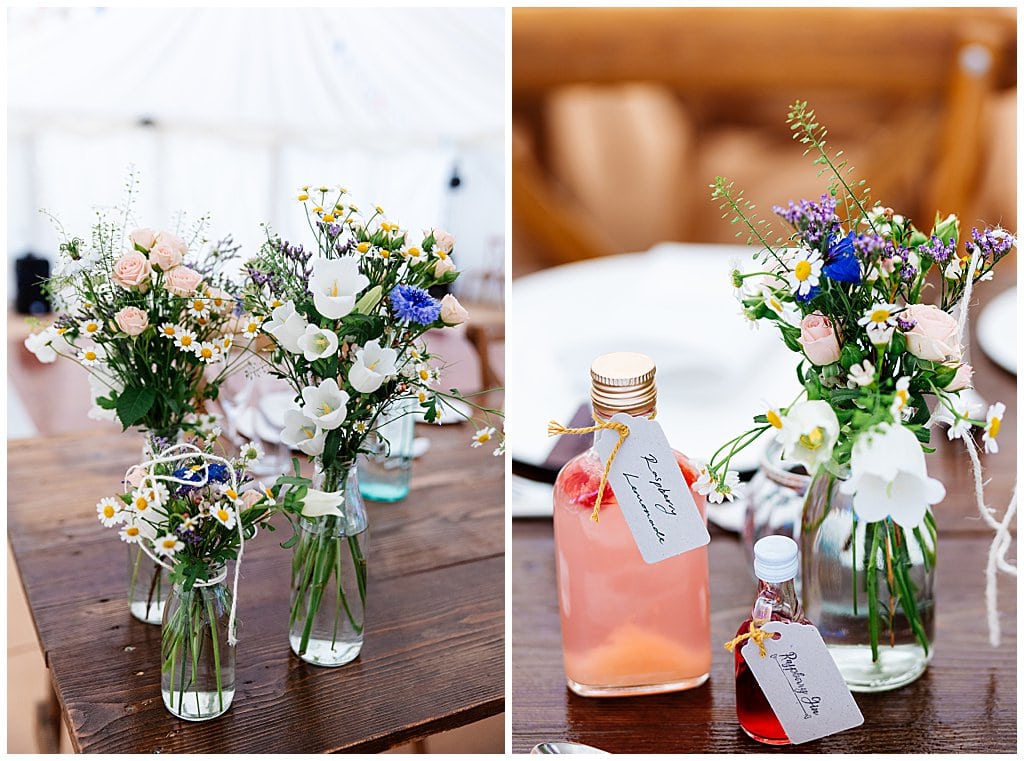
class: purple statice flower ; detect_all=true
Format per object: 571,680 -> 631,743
55,313 -> 78,330
327,223 -> 342,238
966,226 -> 1015,261
335,238 -> 355,256
773,194 -> 840,247
853,232 -> 887,259
896,315 -> 917,332
176,523 -> 203,547
389,284 -> 441,324
918,235 -> 955,263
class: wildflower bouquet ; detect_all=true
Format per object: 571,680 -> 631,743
96,439 -> 275,719
242,185 -> 502,665
25,177 -> 250,440
704,102 -> 1014,677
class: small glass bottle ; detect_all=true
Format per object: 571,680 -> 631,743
734,535 -> 811,744
553,352 -> 710,697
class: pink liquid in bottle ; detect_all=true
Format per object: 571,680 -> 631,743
553,446 -> 711,697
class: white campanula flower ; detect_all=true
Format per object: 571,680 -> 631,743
859,302 -> 898,346
79,344 -> 106,366
785,247 -> 823,299
299,488 -> 344,519
154,533 -> 185,558
472,427 -> 496,448
300,378 -> 350,430
847,360 -> 875,388
349,339 -> 399,393
779,400 -> 840,472
839,423 -> 945,529
280,408 -> 326,456
265,301 -> 309,354
211,503 -> 237,530
173,329 -> 198,352
983,402 -> 1005,454
890,376 -> 912,420
96,497 -> 124,527
309,256 -> 369,320
296,324 -> 339,362
24,326 -> 70,364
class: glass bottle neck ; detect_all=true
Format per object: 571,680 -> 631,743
752,578 -> 804,623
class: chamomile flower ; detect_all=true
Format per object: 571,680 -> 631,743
242,317 -> 263,337
353,420 -> 369,434
417,389 -> 431,405
859,302 -> 899,345
119,523 -> 146,544
785,247 -> 823,300
471,427 -> 496,448
80,318 -> 102,337
220,484 -> 242,505
375,248 -> 392,261
983,402 -> 1005,454
194,342 -> 221,363
96,497 -> 123,527
179,515 -> 198,532
493,439 -> 506,457
154,533 -> 184,558
847,360 -> 875,388
158,323 -> 180,339
258,482 -> 276,506
765,406 -> 784,430
402,245 -> 424,261
146,481 -> 170,507
188,298 -> 211,319
212,504 -> 237,530
130,489 -> 158,516
219,335 -> 234,352
416,365 -> 432,383
239,441 -> 264,463
933,394 -> 974,441
174,329 -> 198,351
891,376 -> 912,419
356,241 -> 372,255
707,470 -> 742,504
79,345 -> 105,366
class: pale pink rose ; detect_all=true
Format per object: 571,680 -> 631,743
126,465 -> 147,489
112,251 -> 152,291
156,231 -> 189,256
439,293 -> 469,326
239,489 -> 264,510
149,242 -> 182,272
434,256 -> 456,279
902,304 -> 961,362
797,312 -> 841,365
432,229 -> 456,254
163,266 -> 204,297
114,306 -> 150,336
946,363 -> 974,392
129,228 -> 157,251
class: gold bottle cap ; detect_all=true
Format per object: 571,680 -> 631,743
590,352 -> 657,418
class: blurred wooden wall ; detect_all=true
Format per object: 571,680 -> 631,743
512,7 -> 1016,274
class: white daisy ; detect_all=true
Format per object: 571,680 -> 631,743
211,504 -> 237,530
174,330 -> 198,352
859,302 -> 899,346
933,395 -> 975,441
258,482 -> 276,506
188,297 -> 211,319
220,485 -> 242,505
785,247 -> 823,298
80,318 -> 102,337
708,470 -> 742,504
354,420 -> 369,434
179,515 -> 198,532
154,533 -> 184,558
402,245 -> 424,261
694,466 -> 714,497
96,497 -> 124,527
194,342 -> 221,363
471,427 -> 496,448
847,360 -> 876,388
119,520 -> 156,544
130,489 -> 158,517
146,481 -> 170,507
79,345 -> 105,366
239,441 -> 264,463
891,376 -> 912,419
219,334 -> 234,352
983,402 -> 1005,454
158,323 -> 180,339
243,317 -> 263,337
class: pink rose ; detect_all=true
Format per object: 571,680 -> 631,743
163,266 -> 204,297
149,242 -> 182,272
112,251 -> 152,291
902,304 -> 961,362
239,489 -> 264,510
156,231 -> 189,256
439,293 -> 469,326
126,465 -> 147,488
129,228 -> 157,251
434,256 -> 456,279
114,306 -> 150,336
432,229 -> 455,254
945,363 -> 974,391
797,312 -> 841,365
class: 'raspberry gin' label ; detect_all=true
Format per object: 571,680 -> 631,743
595,413 -> 710,563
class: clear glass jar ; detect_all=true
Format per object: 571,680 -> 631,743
161,564 -> 235,721
358,395 -> 416,502
289,461 -> 369,667
800,471 -> 936,692
128,544 -> 171,624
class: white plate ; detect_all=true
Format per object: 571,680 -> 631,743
976,286 -> 1016,374
506,243 -> 802,473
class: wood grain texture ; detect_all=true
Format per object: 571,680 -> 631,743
8,424 -> 503,753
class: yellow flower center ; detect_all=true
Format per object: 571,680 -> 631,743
103,505 -> 115,518
419,369 -> 429,380
330,282 -> 339,297
323,213 -> 336,223
356,242 -> 370,254
86,323 -> 98,332
380,249 -> 390,259
298,193 -> 309,201
794,260 -> 812,282
201,348 -> 213,358
989,417 -> 1002,438
162,538 -> 177,549
313,335 -> 329,352
477,432 -> 492,444
193,300 -> 205,310
320,402 -> 332,415
217,508 -> 230,522
799,427 -> 825,450
870,309 -> 891,324
225,488 -> 237,500
895,389 -> 908,407
85,351 -> 97,361
126,526 -> 140,537
304,427 -> 316,439
181,336 -> 193,346
766,409 -> 783,429
135,497 -> 149,511
407,247 -> 421,258
163,326 -> 176,335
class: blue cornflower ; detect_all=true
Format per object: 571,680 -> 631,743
795,285 -> 820,303
389,284 -> 441,324
823,231 -> 861,283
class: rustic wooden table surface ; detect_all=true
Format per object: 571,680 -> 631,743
510,286 -> 1017,753
8,424 -> 504,753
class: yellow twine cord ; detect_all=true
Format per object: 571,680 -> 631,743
547,415 -> 633,523
724,618 -> 772,658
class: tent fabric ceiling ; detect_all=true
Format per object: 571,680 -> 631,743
8,7 -> 504,143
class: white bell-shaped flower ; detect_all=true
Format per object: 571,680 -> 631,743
779,400 -> 839,473
300,378 -> 350,431
280,409 -> 326,456
348,339 -> 399,394
310,257 -> 369,320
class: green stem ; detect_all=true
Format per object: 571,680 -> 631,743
866,522 -> 881,662
205,591 -> 224,713
888,522 -> 931,655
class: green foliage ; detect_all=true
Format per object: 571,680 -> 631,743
115,386 -> 157,429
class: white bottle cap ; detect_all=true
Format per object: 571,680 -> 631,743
753,535 -> 799,583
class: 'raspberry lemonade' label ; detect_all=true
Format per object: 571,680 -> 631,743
595,414 -> 710,564
742,622 -> 864,744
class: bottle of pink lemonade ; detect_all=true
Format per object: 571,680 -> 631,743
553,352 -> 711,697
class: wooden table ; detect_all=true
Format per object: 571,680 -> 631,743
510,290 -> 1017,753
8,424 -> 503,753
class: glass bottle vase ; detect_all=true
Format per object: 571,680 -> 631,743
357,395 -> 416,502
161,565 -> 235,721
289,460 -> 369,667
800,471 -> 936,692
128,544 -> 171,624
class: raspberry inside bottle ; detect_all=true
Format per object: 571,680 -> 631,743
553,352 -> 711,697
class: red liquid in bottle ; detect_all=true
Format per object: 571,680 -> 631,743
733,617 -> 789,745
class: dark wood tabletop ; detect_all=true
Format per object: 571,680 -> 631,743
8,423 -> 504,753
510,284 -> 1017,753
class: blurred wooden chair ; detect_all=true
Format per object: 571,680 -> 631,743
512,7 -> 1016,267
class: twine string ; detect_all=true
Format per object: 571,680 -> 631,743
127,443 -> 245,645
724,618 -> 773,658
547,415 -> 631,523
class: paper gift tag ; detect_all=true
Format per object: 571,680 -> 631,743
742,622 -> 864,744
594,413 -> 710,563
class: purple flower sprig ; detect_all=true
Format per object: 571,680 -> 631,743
918,235 -> 956,263
966,226 -> 1015,263
773,194 -> 841,247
